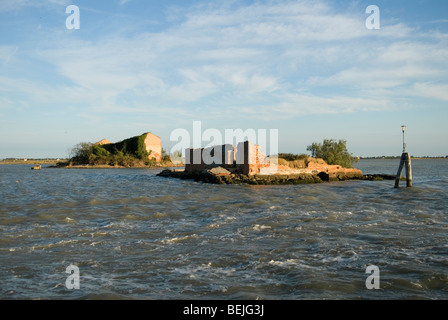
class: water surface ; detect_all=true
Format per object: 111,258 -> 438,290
1,159 -> 447,299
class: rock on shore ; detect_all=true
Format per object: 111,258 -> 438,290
158,167 -> 365,185
157,156 -> 378,185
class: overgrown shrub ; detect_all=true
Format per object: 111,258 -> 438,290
101,134 -> 151,161
307,139 -> 358,168
69,138 -> 152,167
278,153 -> 309,162
277,154 -> 309,169
69,142 -> 94,165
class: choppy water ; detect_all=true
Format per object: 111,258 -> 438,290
0,159 -> 447,300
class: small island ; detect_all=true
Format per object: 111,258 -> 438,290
157,140 -> 393,185
21,132 -> 397,184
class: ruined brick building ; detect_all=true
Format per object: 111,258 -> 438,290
185,141 -> 269,175
95,132 -> 162,162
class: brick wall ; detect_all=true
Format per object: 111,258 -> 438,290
236,141 -> 269,175
144,132 -> 162,162
94,139 -> 112,146
185,148 -> 206,172
185,141 -> 268,175
185,144 -> 236,172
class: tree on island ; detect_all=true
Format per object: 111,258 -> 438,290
307,139 -> 358,168
69,142 -> 94,164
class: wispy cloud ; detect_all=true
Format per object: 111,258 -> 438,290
2,0 -> 448,121
0,0 -> 69,12
0,46 -> 18,64
412,82 -> 448,101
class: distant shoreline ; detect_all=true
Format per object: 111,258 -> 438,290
359,157 -> 447,160
0,159 -> 182,169
55,163 -> 182,169
1,157 -> 446,166
0,159 -> 65,165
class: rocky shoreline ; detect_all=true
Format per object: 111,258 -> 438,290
157,168 -> 396,185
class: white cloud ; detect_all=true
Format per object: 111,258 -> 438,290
0,46 -> 18,64
0,0 -> 69,12
412,82 -> 448,101
2,0 -> 448,121
309,65 -> 445,90
226,93 -> 395,121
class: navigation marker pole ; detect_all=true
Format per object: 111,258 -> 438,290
395,125 -> 412,188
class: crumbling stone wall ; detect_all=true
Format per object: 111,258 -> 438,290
236,141 -> 269,175
185,148 -> 206,172
143,132 -> 162,162
185,141 -> 267,175
185,144 -> 236,172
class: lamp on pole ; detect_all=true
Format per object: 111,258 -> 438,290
401,125 -> 406,153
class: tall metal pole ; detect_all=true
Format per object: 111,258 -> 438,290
402,125 -> 406,153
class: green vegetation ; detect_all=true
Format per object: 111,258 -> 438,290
277,153 -> 309,162
275,140 -> 357,169
277,153 -> 310,169
67,135 -> 168,167
306,139 -> 358,168
101,134 -> 150,161
68,141 -> 155,167
69,142 -> 94,164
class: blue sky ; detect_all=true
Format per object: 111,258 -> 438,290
1,0 -> 447,158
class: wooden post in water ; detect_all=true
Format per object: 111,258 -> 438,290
394,125 -> 412,188
394,152 -> 412,188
